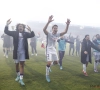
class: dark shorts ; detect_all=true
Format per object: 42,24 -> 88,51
30,42 -> 36,47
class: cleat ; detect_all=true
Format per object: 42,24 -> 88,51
84,72 -> 88,76
19,79 -> 25,86
46,75 -> 50,82
82,70 -> 88,76
15,76 -> 20,81
60,66 -> 63,70
36,54 -> 37,56
94,70 -> 98,73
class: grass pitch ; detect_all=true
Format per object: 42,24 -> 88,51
0,41 -> 100,90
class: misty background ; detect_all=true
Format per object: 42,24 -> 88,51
0,0 -> 100,39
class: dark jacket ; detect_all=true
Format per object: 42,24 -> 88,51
81,38 -> 100,64
4,26 -> 35,59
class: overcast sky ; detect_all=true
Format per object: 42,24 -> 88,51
0,0 -> 100,27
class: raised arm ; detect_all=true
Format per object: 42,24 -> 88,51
43,15 -> 54,35
4,19 -> 15,36
60,19 -> 71,36
25,25 -> 35,38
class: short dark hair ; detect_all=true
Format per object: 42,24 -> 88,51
85,35 -> 89,38
52,25 -> 58,29
16,23 -> 26,31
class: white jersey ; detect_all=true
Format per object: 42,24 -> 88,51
46,32 -> 60,54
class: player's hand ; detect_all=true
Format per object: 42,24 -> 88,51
26,25 -> 31,32
84,51 -> 88,54
48,15 -> 54,23
6,19 -> 12,26
66,19 -> 71,25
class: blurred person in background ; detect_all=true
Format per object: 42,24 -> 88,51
1,33 -> 11,58
81,35 -> 100,76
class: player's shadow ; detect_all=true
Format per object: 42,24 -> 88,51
25,65 -> 61,90
24,64 -> 45,81
5,58 -> 15,77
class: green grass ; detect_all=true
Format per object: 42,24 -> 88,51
0,40 -> 100,90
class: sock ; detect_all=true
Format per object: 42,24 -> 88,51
17,72 -> 20,77
83,64 -> 86,73
20,74 -> 23,80
46,65 -> 50,76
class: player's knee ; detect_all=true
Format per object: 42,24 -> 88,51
16,63 -> 19,67
20,61 -> 25,67
47,61 -> 51,66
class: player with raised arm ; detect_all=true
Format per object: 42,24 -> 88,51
4,19 -> 35,85
43,15 -> 71,82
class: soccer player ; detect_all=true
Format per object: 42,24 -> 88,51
76,36 -> 81,56
69,33 -> 76,56
43,15 -> 70,82
1,33 -> 11,58
92,34 -> 100,72
57,35 -> 73,70
81,35 -> 100,76
4,19 -> 35,85
30,33 -> 40,56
